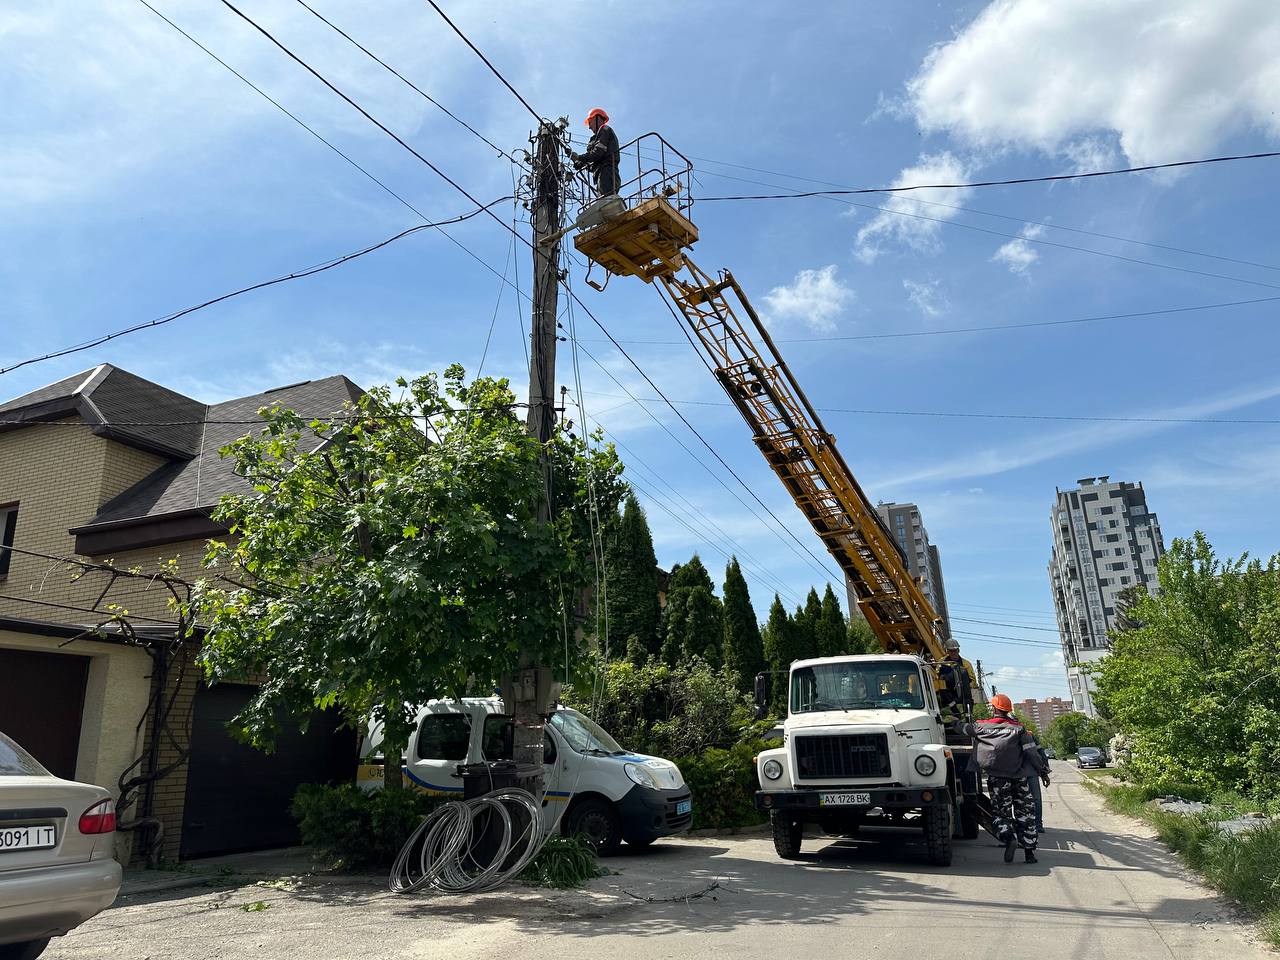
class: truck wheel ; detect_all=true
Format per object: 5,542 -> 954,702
922,804 -> 953,866
566,797 -> 623,856
771,813 -> 803,859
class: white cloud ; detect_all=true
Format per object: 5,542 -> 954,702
902,277 -> 948,317
876,377 -> 1280,489
854,153 -> 973,262
991,223 -> 1045,275
906,0 -> 1280,166
762,265 -> 854,333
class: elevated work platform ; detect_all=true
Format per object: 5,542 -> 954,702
572,195 -> 698,283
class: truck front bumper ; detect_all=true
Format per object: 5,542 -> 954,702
755,785 -> 951,814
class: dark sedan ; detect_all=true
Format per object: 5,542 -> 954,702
1076,746 -> 1107,769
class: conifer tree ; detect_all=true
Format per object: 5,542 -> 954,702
604,492 -> 661,662
721,557 -> 764,691
660,554 -> 723,666
815,583 -> 848,657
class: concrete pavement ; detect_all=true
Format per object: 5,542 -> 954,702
45,762 -> 1270,960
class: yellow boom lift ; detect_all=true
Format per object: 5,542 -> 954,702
570,135 -> 947,665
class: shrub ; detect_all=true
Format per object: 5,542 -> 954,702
520,834 -> 606,888
678,740 -> 770,831
291,783 -> 443,869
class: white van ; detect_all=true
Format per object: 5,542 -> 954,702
358,698 -> 692,854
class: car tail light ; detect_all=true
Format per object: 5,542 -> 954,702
79,799 -> 117,835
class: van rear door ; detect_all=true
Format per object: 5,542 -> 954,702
404,709 -> 472,796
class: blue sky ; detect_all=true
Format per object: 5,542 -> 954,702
5,0 -> 1280,700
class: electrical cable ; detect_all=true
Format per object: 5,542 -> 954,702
0,199 -> 509,378
574,388 -> 1280,426
292,0 -> 518,162
421,0 -> 542,123
952,616 -> 1066,634
696,150 -> 1280,200
138,0 -> 537,333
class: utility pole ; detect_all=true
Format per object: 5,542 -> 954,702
509,119 -> 565,794
976,659 -> 989,704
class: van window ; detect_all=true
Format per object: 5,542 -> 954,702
416,714 -> 471,761
483,715 -> 557,764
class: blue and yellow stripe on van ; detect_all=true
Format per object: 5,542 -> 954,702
357,764 -> 573,802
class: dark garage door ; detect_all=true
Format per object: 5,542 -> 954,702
181,683 -> 357,859
0,648 -> 89,780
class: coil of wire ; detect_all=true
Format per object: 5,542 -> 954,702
389,787 -> 545,894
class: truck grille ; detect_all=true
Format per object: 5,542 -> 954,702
794,733 -> 891,780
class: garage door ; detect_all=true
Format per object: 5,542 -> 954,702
180,684 -> 357,859
0,648 -> 89,779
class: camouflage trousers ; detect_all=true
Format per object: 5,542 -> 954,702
989,776 -> 1038,851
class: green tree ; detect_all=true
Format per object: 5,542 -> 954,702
604,492 -> 660,662
792,588 -> 823,662
761,595 -> 796,710
660,554 -> 724,666
1094,533 -> 1280,797
190,367 -> 620,789
721,558 -> 764,691
847,613 -> 880,654
815,584 -> 848,657
1045,712 -> 1113,757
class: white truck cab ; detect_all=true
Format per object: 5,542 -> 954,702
359,698 -> 692,854
755,654 -> 976,865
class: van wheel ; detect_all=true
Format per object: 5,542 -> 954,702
923,804 -> 953,866
566,797 -> 623,856
771,813 -> 803,859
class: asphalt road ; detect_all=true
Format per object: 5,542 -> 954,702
46,762 -> 1270,960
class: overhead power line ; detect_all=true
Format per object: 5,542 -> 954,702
951,616 -> 1063,634
697,150 -> 1280,200
292,0 -> 515,161
577,295 -> 1280,346
0,199 -> 508,378
577,388 -> 1280,426
421,0 -> 541,122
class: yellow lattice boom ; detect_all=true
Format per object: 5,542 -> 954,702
573,195 -> 946,663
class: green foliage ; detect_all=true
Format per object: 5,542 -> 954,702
761,594 -> 796,709
291,783 -> 442,869
676,740 -> 770,830
520,834 -> 606,888
815,585 -> 848,657
190,367 -> 621,773
1045,712 -> 1114,757
572,656 -> 753,758
660,555 -> 724,666
605,493 -> 661,663
1094,533 -> 1280,799
846,614 -> 880,654
721,558 -> 764,692
792,588 -> 823,663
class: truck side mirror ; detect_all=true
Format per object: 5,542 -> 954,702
753,672 -> 769,720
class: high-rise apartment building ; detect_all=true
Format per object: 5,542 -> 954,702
1015,697 -> 1074,732
875,502 -> 952,641
1048,477 -> 1165,715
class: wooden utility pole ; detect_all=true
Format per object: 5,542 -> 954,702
510,119 -> 565,790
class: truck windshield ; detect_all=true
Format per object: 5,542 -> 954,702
549,709 -> 626,755
791,662 -> 926,713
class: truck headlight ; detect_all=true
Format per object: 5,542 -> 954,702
624,763 -> 661,789
762,759 -> 783,781
914,755 -> 937,777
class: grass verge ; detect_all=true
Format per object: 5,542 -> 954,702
1082,778 -> 1280,948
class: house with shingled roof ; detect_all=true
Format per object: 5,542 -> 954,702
0,364 -> 363,862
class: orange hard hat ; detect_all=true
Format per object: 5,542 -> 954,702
584,107 -> 609,127
990,693 -> 1013,713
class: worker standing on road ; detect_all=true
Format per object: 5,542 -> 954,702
951,693 -> 1050,864
570,108 -> 621,198
1028,734 -> 1050,834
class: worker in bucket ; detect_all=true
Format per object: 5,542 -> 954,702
951,693 -> 1050,864
571,107 -> 621,198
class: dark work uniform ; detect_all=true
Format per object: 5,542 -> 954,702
955,715 -> 1049,852
576,124 -> 621,197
